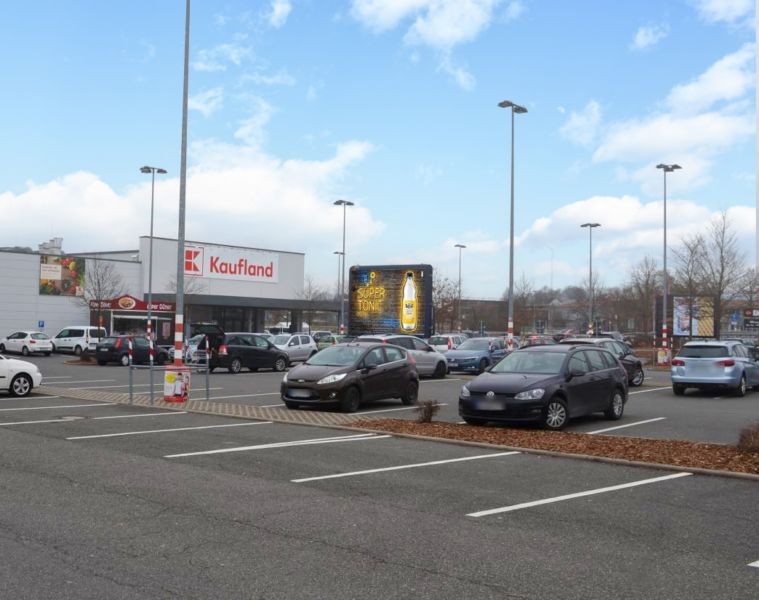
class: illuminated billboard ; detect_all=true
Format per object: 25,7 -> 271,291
39,255 -> 85,296
348,264 -> 433,337
673,296 -> 714,337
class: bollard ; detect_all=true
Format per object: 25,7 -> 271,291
128,337 -> 134,404
205,341 -> 210,401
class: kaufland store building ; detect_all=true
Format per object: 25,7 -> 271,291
0,236 -> 337,345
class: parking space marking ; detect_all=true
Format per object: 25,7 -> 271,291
0,403 -> 115,412
165,433 -> 391,458
629,386 -> 671,395
467,472 -> 693,517
586,417 -> 667,435
291,451 -> 521,483
91,412 -> 187,420
421,378 -> 461,383
354,403 -> 448,416
68,421 -> 272,440
748,559 -> 759,568
0,395 -> 60,402
40,376 -> 72,380
48,379 -> 116,385
208,392 -> 280,400
0,416 -> 85,426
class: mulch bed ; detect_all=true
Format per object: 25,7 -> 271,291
352,419 -> 759,475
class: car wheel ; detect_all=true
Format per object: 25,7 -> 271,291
734,375 -> 747,397
21,346 -> 29,356
477,358 -> 489,374
672,384 -> 686,396
10,374 -> 32,397
309,351 -> 317,358
543,397 -> 568,430
401,381 -> 419,405
630,367 -> 644,387
340,387 -> 361,412
463,417 -> 487,426
603,389 -> 625,420
0,344 -> 5,353
97,360 -> 107,366
208,366 -> 216,373
229,357 -> 242,374
45,352 -> 51,356
119,353 -> 130,367
73,345 -> 82,356
155,354 -> 166,366
274,357 -> 287,372
433,361 -> 447,379
284,400 -> 300,410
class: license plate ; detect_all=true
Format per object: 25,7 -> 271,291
477,399 -> 503,411
289,388 -> 312,398
448,361 -> 458,367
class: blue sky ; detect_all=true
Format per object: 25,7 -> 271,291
0,0 -> 755,298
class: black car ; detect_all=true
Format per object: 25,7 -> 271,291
281,342 -> 419,412
96,336 -> 169,366
203,332 -> 290,373
459,345 -> 628,430
560,337 -> 644,386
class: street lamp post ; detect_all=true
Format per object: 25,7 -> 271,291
454,244 -> 466,331
656,163 -> 681,354
581,223 -> 601,333
333,200 -> 354,334
333,250 -> 343,330
499,99 -> 527,350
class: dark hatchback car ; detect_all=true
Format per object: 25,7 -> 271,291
281,343 -> 419,412
459,345 -> 628,430
560,337 -> 644,386
96,336 -> 169,366
205,332 -> 290,373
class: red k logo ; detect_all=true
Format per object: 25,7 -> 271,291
184,246 -> 204,275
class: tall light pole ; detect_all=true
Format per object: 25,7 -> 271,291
454,244 -> 466,331
581,223 -> 601,333
499,99 -> 527,350
334,199 -> 354,334
333,250 -> 343,330
656,163 -> 681,354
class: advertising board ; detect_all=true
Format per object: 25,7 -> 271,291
348,264 -> 433,337
183,243 -> 279,283
39,255 -> 85,296
673,296 -> 715,337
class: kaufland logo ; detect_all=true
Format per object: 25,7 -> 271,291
209,256 -> 275,278
184,246 -> 203,275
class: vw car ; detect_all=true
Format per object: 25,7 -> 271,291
459,345 -> 628,430
445,337 -> 508,374
281,342 -> 419,412
0,354 -> 43,397
0,331 -> 53,356
671,340 -> 758,396
427,334 -> 466,353
206,333 -> 290,373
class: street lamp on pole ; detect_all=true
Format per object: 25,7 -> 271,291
656,163 -> 681,354
454,244 -> 466,331
333,250 -> 343,328
580,223 -> 601,333
333,199 -> 354,334
499,99 -> 527,350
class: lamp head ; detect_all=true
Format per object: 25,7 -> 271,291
656,163 -> 682,172
454,244 -> 467,249
334,199 -> 355,207
140,166 -> 152,174
498,100 -> 528,113
581,222 -> 601,228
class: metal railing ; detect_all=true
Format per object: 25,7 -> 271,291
128,348 -> 211,405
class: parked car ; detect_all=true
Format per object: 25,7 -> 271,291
168,334 -> 207,363
316,334 -> 349,350
519,334 -> 557,349
96,336 -> 170,366
207,332 -> 290,373
560,337 -> 645,386
358,334 -> 448,378
272,333 -> 318,363
427,334 -> 466,353
281,342 -> 419,412
0,331 -> 53,356
0,353 -> 42,397
459,345 -> 628,430
311,331 -> 334,344
52,326 -> 108,355
445,337 -> 508,374
671,340 -> 759,396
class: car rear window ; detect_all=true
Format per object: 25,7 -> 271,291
31,333 -> 50,340
100,337 -> 120,345
678,345 -> 729,358
429,336 -> 448,345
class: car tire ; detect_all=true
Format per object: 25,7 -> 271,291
97,360 -> 107,366
672,384 -> 686,396
119,353 -> 130,367
630,367 -> 644,387
274,357 -> 287,372
463,417 -> 487,426
433,361 -> 447,379
284,400 -> 300,410
340,387 -> 361,412
10,374 -> 32,397
21,346 -> 29,356
477,358 -> 489,374
155,354 -> 166,366
45,352 -> 51,356
542,397 -> 568,430
603,389 -> 625,420
401,381 -> 419,405
0,344 -> 5,353
229,357 -> 242,374
74,345 -> 82,356
734,375 -> 747,397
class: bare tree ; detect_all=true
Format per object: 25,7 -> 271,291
80,259 -> 125,340
433,276 -> 458,332
627,256 -> 661,335
672,235 -> 706,338
298,276 -> 329,332
738,267 -> 759,307
503,273 -> 534,333
167,274 -> 207,295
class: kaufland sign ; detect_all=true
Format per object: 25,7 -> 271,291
184,244 -> 279,283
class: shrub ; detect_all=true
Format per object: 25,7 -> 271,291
414,399 -> 441,423
737,422 -> 759,453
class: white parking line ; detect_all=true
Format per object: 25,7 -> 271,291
0,416 -> 85,426
46,379 -> 116,385
0,395 -> 60,402
292,451 -> 521,483
422,378 -> 461,383
748,559 -> 759,568
91,412 -> 187,420
467,472 -> 693,517
354,403 -> 448,416
629,386 -> 671,395
68,421 -> 273,440
586,417 -> 667,435
0,403 -> 115,412
207,392 -> 280,400
165,433 -> 391,458
40,376 -> 72,380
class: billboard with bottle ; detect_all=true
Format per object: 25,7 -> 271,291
348,264 -> 433,337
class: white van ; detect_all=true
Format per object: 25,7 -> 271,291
52,326 -> 108,355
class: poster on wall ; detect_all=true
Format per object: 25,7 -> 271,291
39,255 -> 85,296
348,264 -> 433,337
673,296 -> 715,337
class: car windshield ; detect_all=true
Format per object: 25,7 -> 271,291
31,333 -> 50,340
307,346 -> 365,366
273,335 -> 290,345
491,351 -> 565,374
678,345 -> 729,358
457,339 -> 491,351
429,336 -> 448,345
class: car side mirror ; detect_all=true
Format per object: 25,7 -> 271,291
288,340 -> 297,346
566,368 -> 585,380
361,363 -> 377,373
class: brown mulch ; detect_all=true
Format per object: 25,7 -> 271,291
352,419 -> 759,475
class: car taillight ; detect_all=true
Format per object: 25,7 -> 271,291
114,338 -> 122,349
30,339 -> 36,344
671,359 -> 685,366
219,344 -> 228,356
717,359 -> 735,367
407,353 -> 416,366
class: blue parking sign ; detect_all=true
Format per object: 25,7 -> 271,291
38,320 -> 44,328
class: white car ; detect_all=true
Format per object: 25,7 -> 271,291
0,331 -> 53,356
0,354 -> 43,396
427,334 -> 466,354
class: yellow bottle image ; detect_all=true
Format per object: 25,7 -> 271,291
401,272 -> 417,331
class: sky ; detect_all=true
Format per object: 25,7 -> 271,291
0,0 -> 755,299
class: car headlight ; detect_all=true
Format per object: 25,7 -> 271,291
282,371 -> 288,383
317,373 -> 347,385
515,388 -> 545,400
460,385 -> 470,398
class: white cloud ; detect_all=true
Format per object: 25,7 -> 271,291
188,87 -> 224,117
691,0 -> 754,24
502,0 -> 524,21
306,85 -> 318,101
192,43 -> 251,72
438,54 -> 476,90
629,23 -> 669,51
268,0 -> 292,28
233,96 -> 275,147
241,70 -> 296,86
559,100 -> 601,147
